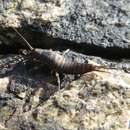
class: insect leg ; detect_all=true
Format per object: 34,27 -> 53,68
55,72 -> 61,91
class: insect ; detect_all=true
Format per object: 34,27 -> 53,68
12,27 -> 109,74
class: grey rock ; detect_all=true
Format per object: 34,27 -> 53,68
0,53 -> 130,130
0,0 -> 130,57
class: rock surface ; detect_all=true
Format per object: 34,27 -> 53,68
0,0 -> 130,57
0,63 -> 130,129
0,52 -> 130,130
0,0 -> 130,130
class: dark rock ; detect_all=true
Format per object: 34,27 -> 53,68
0,52 -> 130,129
0,0 -> 130,58
0,1 -> 130,129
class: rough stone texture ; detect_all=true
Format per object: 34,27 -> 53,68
0,1 -> 130,129
0,66 -> 130,130
0,0 -> 130,51
0,53 -> 130,130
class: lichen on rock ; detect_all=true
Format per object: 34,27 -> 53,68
2,70 -> 129,130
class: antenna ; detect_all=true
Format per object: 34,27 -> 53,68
12,27 -> 34,51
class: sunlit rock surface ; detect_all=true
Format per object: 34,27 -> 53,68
0,62 -> 129,130
0,0 -> 130,51
28,71 -> 130,130
0,0 -> 130,129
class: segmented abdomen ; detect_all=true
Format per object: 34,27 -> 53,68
53,54 -> 95,74
35,49 -> 96,74
56,61 -> 95,74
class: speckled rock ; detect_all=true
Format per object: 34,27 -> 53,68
0,67 -> 129,130
30,71 -> 130,130
0,1 -> 130,129
0,0 -> 130,55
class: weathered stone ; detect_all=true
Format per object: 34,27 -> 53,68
0,1 -> 130,129
0,0 -> 130,58
0,67 -> 129,130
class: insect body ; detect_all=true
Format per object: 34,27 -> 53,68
12,27 -> 106,74
33,48 -> 100,74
